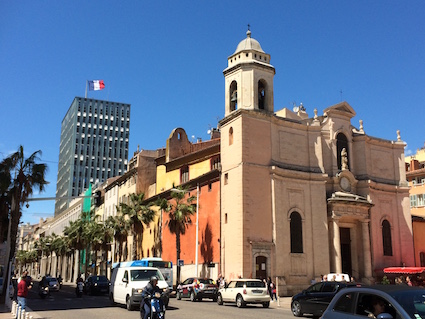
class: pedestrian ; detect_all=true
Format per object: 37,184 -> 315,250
406,276 -> 413,286
270,281 -> 277,301
267,277 -> 272,298
17,271 -> 33,311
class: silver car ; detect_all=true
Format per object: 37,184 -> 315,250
321,285 -> 425,319
46,277 -> 60,292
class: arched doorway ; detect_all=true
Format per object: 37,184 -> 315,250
255,256 -> 267,279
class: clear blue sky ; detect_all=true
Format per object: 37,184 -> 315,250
1,1 -> 424,224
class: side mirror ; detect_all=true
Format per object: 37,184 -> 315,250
122,278 -> 128,283
164,276 -> 168,281
224,283 -> 228,289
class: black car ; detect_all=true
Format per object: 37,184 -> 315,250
321,285 -> 425,319
176,277 -> 218,301
291,281 -> 362,317
84,275 -> 110,295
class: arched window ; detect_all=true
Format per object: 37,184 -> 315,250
290,212 -> 303,253
229,127 -> 233,146
230,81 -> 237,112
258,80 -> 266,110
336,133 -> 349,170
382,219 -> 393,256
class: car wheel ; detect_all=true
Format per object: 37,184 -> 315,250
190,291 -> 196,302
176,291 -> 181,300
126,296 -> 133,311
236,294 -> 245,308
262,301 -> 270,308
291,300 -> 303,317
217,294 -> 223,305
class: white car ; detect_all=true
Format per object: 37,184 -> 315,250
217,278 -> 270,308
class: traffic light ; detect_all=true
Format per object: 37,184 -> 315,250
94,190 -> 101,207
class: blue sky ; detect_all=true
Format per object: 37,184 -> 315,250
1,1 -> 424,224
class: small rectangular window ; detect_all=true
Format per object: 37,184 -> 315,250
224,173 -> 228,185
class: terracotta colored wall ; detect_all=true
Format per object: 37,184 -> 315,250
161,180 -> 220,267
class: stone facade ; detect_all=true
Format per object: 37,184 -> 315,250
219,31 -> 414,294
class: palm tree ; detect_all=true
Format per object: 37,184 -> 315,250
51,234 -> 66,277
118,193 -> 156,260
64,215 -> 87,277
106,214 -> 130,262
158,187 -> 196,284
0,146 -> 48,298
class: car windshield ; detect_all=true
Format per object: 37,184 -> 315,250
92,276 -> 108,282
392,290 -> 425,317
130,269 -> 164,281
47,278 -> 57,282
245,281 -> 265,288
199,279 -> 214,284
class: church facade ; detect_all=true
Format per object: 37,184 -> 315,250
219,30 -> 414,294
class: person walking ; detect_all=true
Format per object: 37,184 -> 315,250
270,281 -> 277,301
17,271 -> 32,311
266,277 -> 272,299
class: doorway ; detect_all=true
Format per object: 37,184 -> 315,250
340,228 -> 352,276
255,256 -> 267,279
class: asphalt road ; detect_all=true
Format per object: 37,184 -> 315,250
25,283 -> 299,319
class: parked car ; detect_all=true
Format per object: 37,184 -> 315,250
84,275 -> 110,295
176,277 -> 218,302
321,285 -> 425,319
46,277 -> 60,292
291,281 -> 362,317
217,278 -> 270,308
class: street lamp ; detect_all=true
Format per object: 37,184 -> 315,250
171,184 -> 199,277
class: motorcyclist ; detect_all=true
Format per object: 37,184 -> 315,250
141,276 -> 162,319
39,276 -> 48,289
76,275 -> 84,296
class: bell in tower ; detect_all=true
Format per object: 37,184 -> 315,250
223,29 -> 276,117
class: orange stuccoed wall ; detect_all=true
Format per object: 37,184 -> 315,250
161,180 -> 221,269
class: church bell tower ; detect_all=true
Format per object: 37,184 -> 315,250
223,29 -> 276,117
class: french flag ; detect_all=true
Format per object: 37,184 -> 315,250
88,80 -> 105,91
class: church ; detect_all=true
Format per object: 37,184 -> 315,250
219,30 -> 414,294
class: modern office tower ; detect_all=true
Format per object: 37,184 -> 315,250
54,97 -> 130,216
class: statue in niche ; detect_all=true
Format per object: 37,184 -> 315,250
341,148 -> 349,170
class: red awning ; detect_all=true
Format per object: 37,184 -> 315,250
383,267 -> 425,274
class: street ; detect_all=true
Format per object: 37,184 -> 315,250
25,283 -> 298,319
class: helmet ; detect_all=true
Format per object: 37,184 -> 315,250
150,276 -> 158,282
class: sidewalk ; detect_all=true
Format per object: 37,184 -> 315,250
0,302 -> 43,319
270,296 -> 291,310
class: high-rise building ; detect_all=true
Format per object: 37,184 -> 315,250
55,97 -> 130,216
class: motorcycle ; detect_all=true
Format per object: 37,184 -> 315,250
76,281 -> 84,297
39,286 -> 49,299
140,292 -> 166,319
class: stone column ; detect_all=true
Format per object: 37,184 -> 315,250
362,220 -> 372,280
333,218 -> 342,273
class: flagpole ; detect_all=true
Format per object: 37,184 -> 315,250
85,80 -> 88,98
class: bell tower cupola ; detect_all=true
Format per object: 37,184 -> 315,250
223,29 -> 275,117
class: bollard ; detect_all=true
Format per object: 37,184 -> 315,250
16,305 -> 21,319
21,310 -> 25,319
11,301 -> 16,317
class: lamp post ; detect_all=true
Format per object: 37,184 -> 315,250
171,184 -> 199,277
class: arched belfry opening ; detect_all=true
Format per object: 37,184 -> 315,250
258,80 -> 267,110
230,81 -> 238,112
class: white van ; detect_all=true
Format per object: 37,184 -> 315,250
109,261 -> 170,310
